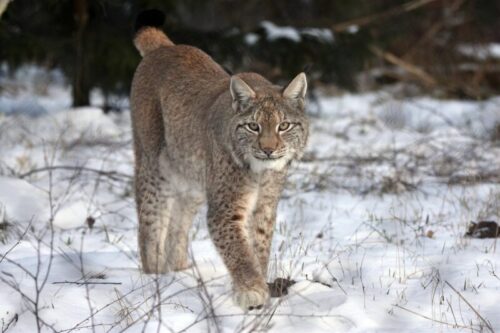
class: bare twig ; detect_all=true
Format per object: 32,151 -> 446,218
332,0 -> 440,32
0,275 -> 59,333
52,280 -> 122,285
1,312 -> 18,333
78,232 -> 96,333
189,250 -> 222,333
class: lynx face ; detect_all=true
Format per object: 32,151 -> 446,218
229,74 -> 309,173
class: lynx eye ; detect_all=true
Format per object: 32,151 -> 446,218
246,122 -> 260,133
278,122 -> 291,132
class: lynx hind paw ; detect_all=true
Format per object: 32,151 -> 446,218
172,261 -> 192,272
233,286 -> 269,310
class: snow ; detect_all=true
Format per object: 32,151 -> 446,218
457,43 -> 500,60
259,22 -> 334,43
301,28 -> 334,43
52,201 -> 91,229
346,25 -> 359,34
244,33 -> 260,45
0,177 -> 49,223
50,107 -> 122,140
0,65 -> 71,115
0,69 -> 499,332
261,21 -> 302,42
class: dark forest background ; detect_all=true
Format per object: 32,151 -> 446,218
1,0 -> 499,108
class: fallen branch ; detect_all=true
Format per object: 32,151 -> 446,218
52,280 -> 122,285
369,45 -> 437,87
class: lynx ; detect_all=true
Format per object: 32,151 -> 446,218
130,10 -> 309,310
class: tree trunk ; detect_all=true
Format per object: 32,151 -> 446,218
72,0 -> 89,107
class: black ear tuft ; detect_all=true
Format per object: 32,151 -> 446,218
303,63 -> 313,75
134,9 -> 165,33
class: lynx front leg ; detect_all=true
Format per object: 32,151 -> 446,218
136,163 -> 174,274
207,190 -> 269,310
251,171 -> 286,277
251,201 -> 277,277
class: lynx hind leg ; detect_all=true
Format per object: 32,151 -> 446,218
137,162 -> 174,274
165,196 -> 203,271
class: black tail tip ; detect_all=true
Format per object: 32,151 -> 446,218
134,9 -> 165,33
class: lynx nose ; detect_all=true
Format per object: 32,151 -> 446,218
261,148 -> 274,157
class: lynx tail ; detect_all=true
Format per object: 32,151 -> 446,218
133,9 -> 174,57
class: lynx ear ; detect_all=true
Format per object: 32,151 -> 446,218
230,76 -> 256,111
283,72 -> 307,100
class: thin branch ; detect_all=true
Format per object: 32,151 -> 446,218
332,0 -> 440,32
19,165 -> 132,181
369,45 -> 437,87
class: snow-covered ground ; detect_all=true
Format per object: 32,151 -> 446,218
0,69 -> 499,332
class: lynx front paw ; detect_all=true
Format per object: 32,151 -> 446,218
233,284 -> 269,310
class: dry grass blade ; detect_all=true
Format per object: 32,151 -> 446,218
394,304 -> 482,331
445,281 -> 495,333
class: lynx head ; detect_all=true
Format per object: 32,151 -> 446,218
229,73 -> 309,173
